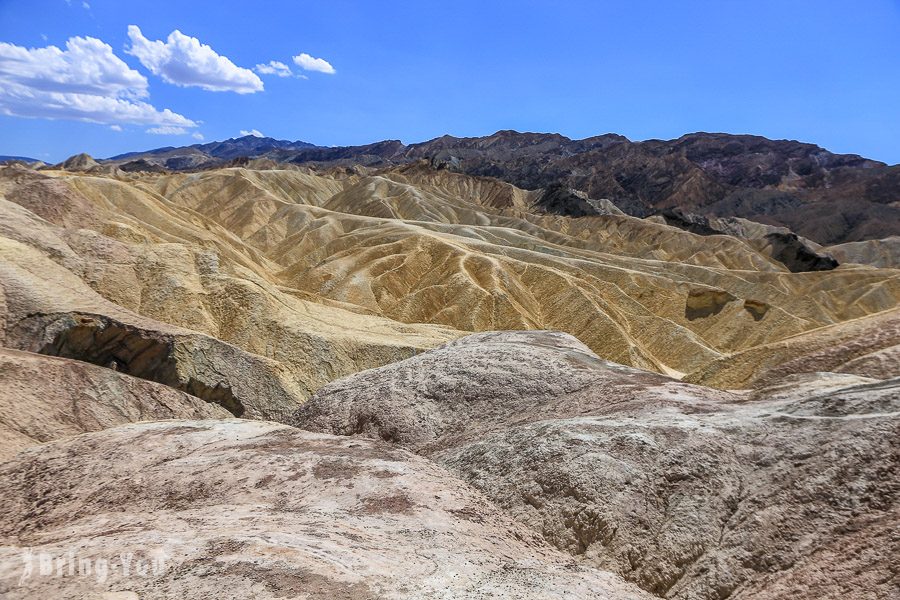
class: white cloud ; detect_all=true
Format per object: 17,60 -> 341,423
0,36 -> 147,97
82,1 -> 90,9
146,126 -> 189,135
292,53 -> 335,74
192,132 -> 205,141
126,25 -> 263,93
239,129 -> 264,137
110,124 -> 122,131
0,36 -> 196,128
255,60 -> 291,77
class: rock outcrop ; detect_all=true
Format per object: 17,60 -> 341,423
0,347 -> 230,461
687,307 -> 900,388
59,153 -> 99,171
826,236 -> 900,269
0,154 -> 897,600
2,163 -> 897,387
760,231 -> 839,272
0,218 -> 310,419
654,208 -> 839,272
536,183 -> 624,217
0,168 -> 459,412
0,419 -> 649,600
295,331 -> 900,600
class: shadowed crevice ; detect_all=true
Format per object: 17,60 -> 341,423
19,312 -> 245,417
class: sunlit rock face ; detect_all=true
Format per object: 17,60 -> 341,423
298,331 -> 900,600
110,130 -> 900,245
2,164 -> 897,387
0,420 -> 651,600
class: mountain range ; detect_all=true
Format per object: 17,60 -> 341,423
99,130 -> 900,245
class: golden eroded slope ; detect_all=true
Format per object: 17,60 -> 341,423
0,168 -> 458,408
1,163 -> 898,388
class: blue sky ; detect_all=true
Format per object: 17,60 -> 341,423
1,0 -> 898,163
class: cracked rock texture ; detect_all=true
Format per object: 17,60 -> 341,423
297,331 -> 900,599
0,420 -> 650,600
0,347 -> 231,460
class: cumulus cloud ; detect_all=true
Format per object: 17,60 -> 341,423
0,36 -> 147,97
0,36 -> 196,128
255,60 -> 291,77
127,25 -> 263,93
239,129 -> 264,137
146,125 -> 189,135
110,124 -> 122,131
292,53 -> 335,74
192,132 -> 205,141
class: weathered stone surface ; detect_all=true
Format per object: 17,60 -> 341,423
0,231 -> 308,419
59,153 -> 99,172
687,307 -> 900,388
655,209 -> 840,272
0,420 -> 649,600
297,331 -> 900,599
825,235 -> 900,269
291,330 -> 718,453
0,157 -> 898,600
0,189 -> 456,415
536,183 -> 625,217
760,231 -> 839,272
0,347 -> 230,460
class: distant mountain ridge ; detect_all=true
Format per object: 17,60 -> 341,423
104,130 -> 900,244
0,154 -> 40,163
109,135 -> 316,170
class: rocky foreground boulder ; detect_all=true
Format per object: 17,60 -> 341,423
0,420 -> 649,599
294,331 -> 900,599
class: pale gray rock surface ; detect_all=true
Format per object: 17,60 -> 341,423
296,331 -> 900,599
0,419 -> 650,600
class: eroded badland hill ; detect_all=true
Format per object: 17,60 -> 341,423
0,138 -> 897,598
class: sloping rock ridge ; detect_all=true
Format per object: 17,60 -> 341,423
0,420 -> 650,599
295,331 -> 900,599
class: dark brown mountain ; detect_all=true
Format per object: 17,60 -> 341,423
108,135 -> 316,170
395,131 -> 900,244
105,131 -> 900,244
